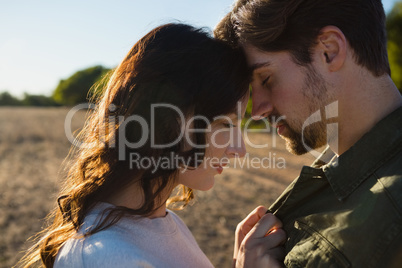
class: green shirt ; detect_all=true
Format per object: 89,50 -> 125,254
270,107 -> 402,268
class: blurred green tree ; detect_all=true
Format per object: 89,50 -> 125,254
0,91 -> 22,106
52,65 -> 111,106
387,1 -> 402,93
22,93 -> 59,106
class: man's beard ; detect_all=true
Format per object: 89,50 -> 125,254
271,65 -> 330,155
282,120 -> 327,155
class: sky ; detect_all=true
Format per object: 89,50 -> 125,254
0,0 -> 399,97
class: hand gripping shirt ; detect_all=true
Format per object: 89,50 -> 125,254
270,107 -> 402,268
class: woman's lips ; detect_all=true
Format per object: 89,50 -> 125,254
213,163 -> 228,174
216,166 -> 223,174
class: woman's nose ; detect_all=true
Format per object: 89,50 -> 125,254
225,130 -> 247,158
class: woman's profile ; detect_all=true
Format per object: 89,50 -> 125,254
19,23 -> 285,268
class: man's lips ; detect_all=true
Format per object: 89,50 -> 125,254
277,124 -> 286,135
275,122 -> 287,135
254,114 -> 288,136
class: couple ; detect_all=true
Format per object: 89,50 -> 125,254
21,0 -> 402,267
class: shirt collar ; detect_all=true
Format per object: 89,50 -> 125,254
320,106 -> 402,201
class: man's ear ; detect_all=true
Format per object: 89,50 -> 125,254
315,26 -> 347,72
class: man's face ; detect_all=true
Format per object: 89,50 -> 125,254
243,44 -> 333,155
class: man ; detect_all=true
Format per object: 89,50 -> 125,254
215,0 -> 402,267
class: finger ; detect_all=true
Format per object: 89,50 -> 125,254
261,228 -> 286,249
264,224 -> 285,237
267,228 -> 287,244
247,213 -> 283,239
242,206 -> 267,225
238,206 -> 267,233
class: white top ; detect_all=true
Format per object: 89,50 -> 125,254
54,202 -> 214,268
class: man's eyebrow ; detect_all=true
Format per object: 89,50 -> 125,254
249,61 -> 271,72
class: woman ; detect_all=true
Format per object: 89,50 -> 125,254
20,23 -> 285,268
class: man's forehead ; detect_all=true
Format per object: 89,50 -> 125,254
242,44 -> 274,71
243,46 -> 293,74
249,61 -> 272,72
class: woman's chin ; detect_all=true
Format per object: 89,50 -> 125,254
188,177 -> 215,192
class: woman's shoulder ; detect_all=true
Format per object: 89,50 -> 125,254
166,210 -> 191,233
54,204 -> 154,268
54,207 -> 209,268
54,227 -> 152,268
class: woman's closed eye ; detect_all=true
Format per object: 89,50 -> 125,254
223,122 -> 237,128
262,76 -> 270,86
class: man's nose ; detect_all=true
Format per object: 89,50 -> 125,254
251,85 -> 273,120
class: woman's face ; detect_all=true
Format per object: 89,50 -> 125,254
177,94 -> 249,191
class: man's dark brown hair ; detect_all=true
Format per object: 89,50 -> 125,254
215,0 -> 391,76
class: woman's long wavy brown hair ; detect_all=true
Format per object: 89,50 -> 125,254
18,23 -> 250,267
